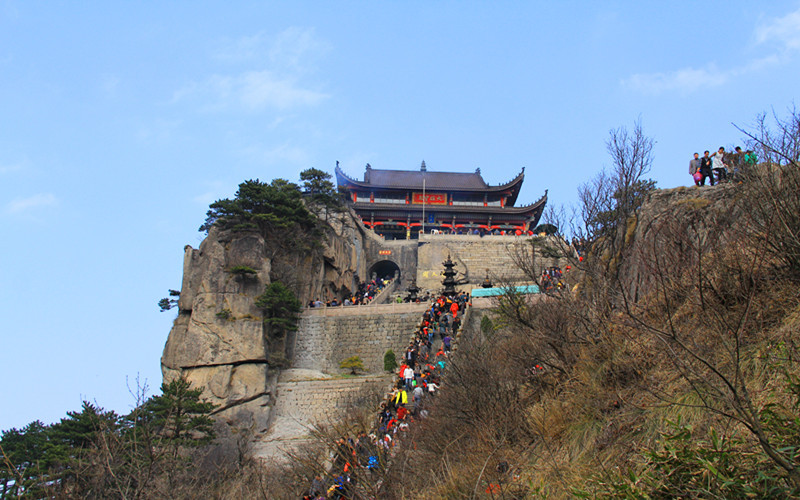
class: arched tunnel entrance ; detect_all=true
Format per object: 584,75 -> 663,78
368,260 -> 401,281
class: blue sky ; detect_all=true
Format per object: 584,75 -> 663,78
2,1 -> 799,429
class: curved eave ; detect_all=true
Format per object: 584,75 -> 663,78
335,165 -> 363,190
500,170 -> 524,206
335,165 -> 526,200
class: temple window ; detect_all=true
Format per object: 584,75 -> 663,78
373,192 -> 406,204
451,194 -> 485,206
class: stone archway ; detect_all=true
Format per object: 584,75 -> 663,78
368,260 -> 401,281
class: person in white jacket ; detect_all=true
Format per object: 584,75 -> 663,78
403,366 -> 415,391
710,146 -> 729,182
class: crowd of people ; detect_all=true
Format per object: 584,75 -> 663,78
307,278 -> 392,308
302,292 -> 471,499
540,266 -> 565,293
688,146 -> 758,186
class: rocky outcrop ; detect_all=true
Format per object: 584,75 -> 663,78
161,212 -> 372,432
161,227 -> 273,430
618,184 -> 740,304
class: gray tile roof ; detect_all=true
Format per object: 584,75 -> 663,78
366,169 -> 488,190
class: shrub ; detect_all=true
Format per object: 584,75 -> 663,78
383,350 -> 397,372
228,265 -> 257,276
340,356 -> 365,375
216,308 -> 233,320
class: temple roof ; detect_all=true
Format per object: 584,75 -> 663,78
336,163 -> 525,195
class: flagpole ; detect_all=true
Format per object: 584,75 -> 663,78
422,177 -> 426,237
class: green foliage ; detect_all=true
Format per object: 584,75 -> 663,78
216,308 -> 232,320
1,378 -> 218,497
0,420 -> 56,498
255,281 -> 301,338
300,168 -> 342,215
227,265 -> 257,276
199,178 -> 319,241
579,418 -> 799,498
158,289 -> 181,312
340,356 -> 365,375
383,350 -> 398,372
139,377 -> 217,447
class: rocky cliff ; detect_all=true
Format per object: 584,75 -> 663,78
161,212 -> 371,431
617,183 -> 740,304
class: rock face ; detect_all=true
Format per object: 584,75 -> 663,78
161,227 -> 273,430
161,213 -> 371,431
618,185 -> 738,304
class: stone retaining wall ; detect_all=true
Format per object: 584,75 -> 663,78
416,234 -> 571,290
292,304 -> 428,374
253,373 -> 391,459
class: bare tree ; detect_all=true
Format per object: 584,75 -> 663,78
735,107 -> 800,279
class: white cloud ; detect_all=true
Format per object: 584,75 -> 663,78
177,28 -> 329,113
213,27 -> 330,72
624,7 -> 800,95
6,193 -> 57,214
755,7 -> 800,52
269,27 -> 331,74
624,65 -> 729,95
174,71 -> 327,112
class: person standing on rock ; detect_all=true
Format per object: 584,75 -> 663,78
711,146 -> 728,182
689,152 -> 702,186
699,150 -> 714,186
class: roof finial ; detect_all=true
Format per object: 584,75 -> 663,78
420,160 -> 427,172
475,167 -> 481,175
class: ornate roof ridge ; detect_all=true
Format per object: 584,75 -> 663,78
493,167 -> 525,188
511,189 -> 548,208
335,164 -> 361,182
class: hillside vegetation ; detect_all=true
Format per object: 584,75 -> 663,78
374,113 -> 800,499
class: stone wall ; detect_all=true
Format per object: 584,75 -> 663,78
415,234 -> 571,290
252,370 -> 391,459
291,303 -> 429,374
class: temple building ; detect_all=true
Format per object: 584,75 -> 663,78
335,161 -> 547,239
